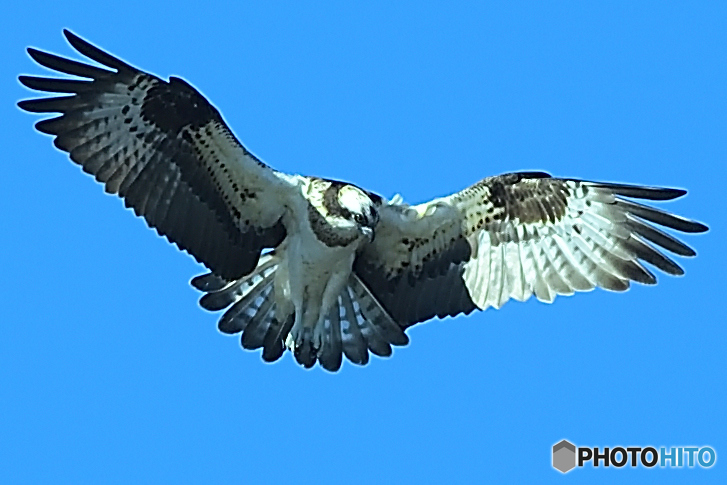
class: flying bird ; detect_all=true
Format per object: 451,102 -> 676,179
18,30 -> 708,372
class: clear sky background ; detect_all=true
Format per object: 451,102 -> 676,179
2,1 -> 725,483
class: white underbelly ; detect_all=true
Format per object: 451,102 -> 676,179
273,206 -> 362,352
284,234 -> 355,308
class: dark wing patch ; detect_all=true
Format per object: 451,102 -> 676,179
355,195 -> 478,326
356,172 -> 707,327
19,30 -> 293,279
355,254 -> 477,328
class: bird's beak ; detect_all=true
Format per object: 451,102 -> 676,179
360,226 -> 375,242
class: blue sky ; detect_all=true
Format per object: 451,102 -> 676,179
2,1 -> 725,483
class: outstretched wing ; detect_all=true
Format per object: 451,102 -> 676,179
355,172 -> 708,327
18,30 -> 298,280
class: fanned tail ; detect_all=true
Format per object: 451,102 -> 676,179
193,255 -> 409,371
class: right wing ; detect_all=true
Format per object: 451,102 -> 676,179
18,30 -> 298,279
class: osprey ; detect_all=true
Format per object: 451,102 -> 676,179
19,30 -> 707,372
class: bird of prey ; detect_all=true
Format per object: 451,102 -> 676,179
18,30 -> 707,372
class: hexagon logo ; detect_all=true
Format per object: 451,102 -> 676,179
553,440 -> 576,473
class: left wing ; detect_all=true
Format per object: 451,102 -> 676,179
18,30 -> 297,280
355,172 -> 708,327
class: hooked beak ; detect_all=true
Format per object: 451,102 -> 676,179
360,226 -> 375,242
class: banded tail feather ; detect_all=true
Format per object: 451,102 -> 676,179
194,256 -> 408,372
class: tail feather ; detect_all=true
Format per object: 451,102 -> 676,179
347,286 -> 392,357
293,326 -> 318,368
318,305 -> 343,372
262,313 -> 295,363
240,286 -> 276,350
193,255 -> 410,371
217,267 -> 276,334
349,276 -> 409,346
323,274 -> 409,367
338,288 -> 371,366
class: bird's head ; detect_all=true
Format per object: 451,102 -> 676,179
336,185 -> 380,241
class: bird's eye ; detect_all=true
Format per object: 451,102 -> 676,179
354,214 -> 364,224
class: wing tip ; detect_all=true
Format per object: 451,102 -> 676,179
686,220 -> 709,234
592,181 -> 689,201
59,28 -> 130,72
671,265 -> 686,276
17,75 -> 33,89
653,187 -> 688,200
16,98 -> 38,112
34,117 -> 60,135
26,47 -> 46,63
62,28 -> 83,48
